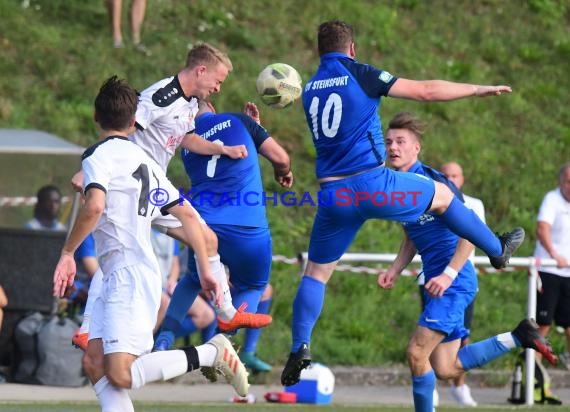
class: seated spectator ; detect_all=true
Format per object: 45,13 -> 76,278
24,185 -> 66,231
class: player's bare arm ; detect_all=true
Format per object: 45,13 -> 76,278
379,234 -> 416,289
388,78 -> 512,102
258,137 -> 293,188
53,187 -> 105,298
181,132 -> 247,159
425,238 -> 474,298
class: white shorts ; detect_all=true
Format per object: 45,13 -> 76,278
152,204 -> 205,232
90,264 -> 162,356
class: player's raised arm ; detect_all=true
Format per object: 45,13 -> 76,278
388,78 -> 511,102
181,132 -> 247,159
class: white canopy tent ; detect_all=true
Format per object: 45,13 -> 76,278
0,129 -> 85,155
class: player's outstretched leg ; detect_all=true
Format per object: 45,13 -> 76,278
204,334 -> 250,396
281,343 -> 312,386
217,302 -> 272,332
489,227 -> 526,269
512,319 -> 557,366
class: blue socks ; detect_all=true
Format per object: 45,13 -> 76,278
458,336 -> 510,370
201,318 -> 217,343
160,273 -> 201,334
243,298 -> 271,353
412,370 -> 436,412
440,197 -> 502,257
292,276 -> 326,352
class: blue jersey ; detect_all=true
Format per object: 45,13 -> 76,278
402,161 -> 473,281
182,112 -> 269,227
74,233 -> 96,283
302,52 -> 398,179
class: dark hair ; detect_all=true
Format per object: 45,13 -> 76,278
34,184 -> 61,218
94,75 -> 138,131
318,20 -> 354,55
387,112 -> 427,141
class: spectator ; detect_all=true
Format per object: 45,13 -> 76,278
105,0 -> 148,54
534,163 -> 570,371
25,185 -> 66,231
441,161 -> 486,406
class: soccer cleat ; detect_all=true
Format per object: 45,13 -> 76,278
153,331 -> 174,352
489,227 -> 525,269
239,351 -> 273,373
71,330 -> 88,351
217,303 -> 272,333
450,384 -> 477,406
512,319 -> 557,366
280,343 -> 311,386
206,334 -> 249,396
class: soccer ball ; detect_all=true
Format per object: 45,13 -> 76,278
256,63 -> 302,109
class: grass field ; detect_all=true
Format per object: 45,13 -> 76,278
2,403 -> 570,412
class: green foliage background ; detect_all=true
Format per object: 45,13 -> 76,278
1,0 -> 569,369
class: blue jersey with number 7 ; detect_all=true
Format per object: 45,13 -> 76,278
182,112 -> 269,228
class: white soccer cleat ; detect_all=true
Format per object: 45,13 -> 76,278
450,384 -> 477,407
207,334 -> 249,396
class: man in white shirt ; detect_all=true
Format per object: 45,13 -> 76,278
534,163 -> 570,370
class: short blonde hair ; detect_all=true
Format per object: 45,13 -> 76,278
186,42 -> 233,72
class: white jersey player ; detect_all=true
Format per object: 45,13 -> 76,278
72,43 -> 272,353
54,76 -> 249,411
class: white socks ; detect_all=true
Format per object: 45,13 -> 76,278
197,254 -> 236,321
130,350 -> 188,389
197,342 -> 218,367
499,332 -> 517,349
94,376 -> 134,412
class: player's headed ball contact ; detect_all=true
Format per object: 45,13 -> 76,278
148,188 -> 169,207
256,63 -> 302,109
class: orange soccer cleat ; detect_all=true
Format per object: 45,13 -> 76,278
217,303 -> 272,333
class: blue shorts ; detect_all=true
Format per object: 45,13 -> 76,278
419,287 -> 476,342
308,167 -> 435,263
188,224 -> 271,291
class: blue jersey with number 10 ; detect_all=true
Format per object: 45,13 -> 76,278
182,112 -> 270,228
302,52 -> 398,179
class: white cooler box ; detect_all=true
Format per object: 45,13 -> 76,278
285,363 -> 335,404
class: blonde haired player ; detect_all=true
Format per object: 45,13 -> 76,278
72,43 -> 271,355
